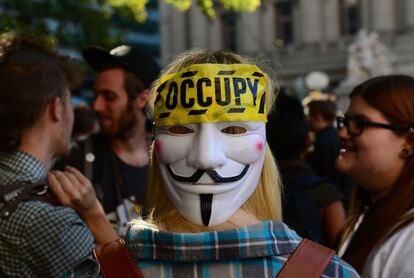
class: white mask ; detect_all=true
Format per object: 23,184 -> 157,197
154,121 -> 266,226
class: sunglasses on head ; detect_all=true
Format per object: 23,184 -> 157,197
336,115 -> 410,136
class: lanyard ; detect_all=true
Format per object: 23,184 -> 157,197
109,153 -> 143,216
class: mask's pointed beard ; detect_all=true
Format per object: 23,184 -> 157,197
200,194 -> 213,226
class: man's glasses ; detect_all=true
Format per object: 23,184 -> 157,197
336,116 -> 410,136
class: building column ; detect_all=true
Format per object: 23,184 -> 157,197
371,0 -> 396,32
160,3 -> 224,64
159,2 -> 187,65
360,0 -> 373,31
299,0 -> 324,44
324,0 -> 340,42
188,6 -> 222,50
403,0 -> 414,28
260,1 -> 276,52
236,10 -> 263,53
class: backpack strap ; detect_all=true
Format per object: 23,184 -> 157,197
277,239 -> 335,278
93,238 -> 144,278
0,181 -> 51,219
83,136 -> 95,182
81,136 -> 106,203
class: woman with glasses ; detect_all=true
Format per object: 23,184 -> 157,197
336,75 -> 414,277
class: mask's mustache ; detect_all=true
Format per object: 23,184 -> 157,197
167,165 -> 250,183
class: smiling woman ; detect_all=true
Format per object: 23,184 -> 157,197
336,75 -> 414,277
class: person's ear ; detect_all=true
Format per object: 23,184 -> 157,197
400,128 -> 414,158
134,89 -> 150,110
49,97 -> 63,122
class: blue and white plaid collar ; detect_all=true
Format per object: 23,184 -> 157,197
0,151 -> 46,186
126,220 -> 302,261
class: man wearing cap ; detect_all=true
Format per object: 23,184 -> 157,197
56,45 -> 160,236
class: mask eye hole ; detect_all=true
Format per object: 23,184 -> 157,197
168,125 -> 194,134
221,126 -> 247,134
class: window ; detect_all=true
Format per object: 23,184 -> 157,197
340,0 -> 361,35
221,12 -> 237,51
275,1 -> 294,46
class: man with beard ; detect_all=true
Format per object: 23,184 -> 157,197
56,45 -> 160,236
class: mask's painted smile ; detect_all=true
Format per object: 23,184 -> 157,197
166,164 -> 249,183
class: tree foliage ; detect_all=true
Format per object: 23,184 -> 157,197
111,0 -> 262,21
164,0 -> 261,19
107,0 -> 149,23
0,0 -> 262,50
0,0 -> 121,49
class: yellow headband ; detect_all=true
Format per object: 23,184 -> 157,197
153,64 -> 268,127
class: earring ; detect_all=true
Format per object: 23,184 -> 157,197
400,148 -> 412,158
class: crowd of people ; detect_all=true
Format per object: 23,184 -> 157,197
1,32 -> 413,278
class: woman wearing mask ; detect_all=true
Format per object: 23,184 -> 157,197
336,75 -> 414,277
56,49 -> 359,278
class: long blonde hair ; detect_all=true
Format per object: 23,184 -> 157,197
144,49 -> 282,232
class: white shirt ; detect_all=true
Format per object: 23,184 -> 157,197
363,220 -> 414,278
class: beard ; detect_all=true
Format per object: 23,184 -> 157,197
100,103 -> 139,139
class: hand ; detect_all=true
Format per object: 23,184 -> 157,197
48,166 -> 119,243
48,166 -> 99,216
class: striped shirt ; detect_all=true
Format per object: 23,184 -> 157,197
0,151 -> 94,277
69,220 -> 359,277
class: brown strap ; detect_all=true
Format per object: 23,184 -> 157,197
93,238 -> 144,278
277,239 -> 335,278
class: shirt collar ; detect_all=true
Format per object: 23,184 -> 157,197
126,220 -> 302,261
0,151 -> 46,185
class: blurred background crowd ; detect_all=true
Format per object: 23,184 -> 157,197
2,1 -> 414,277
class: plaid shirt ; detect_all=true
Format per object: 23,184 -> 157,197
69,220 -> 359,278
0,151 -> 94,277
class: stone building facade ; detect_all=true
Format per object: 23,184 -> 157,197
159,0 -> 414,94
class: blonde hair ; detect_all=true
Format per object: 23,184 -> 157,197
143,49 -> 282,233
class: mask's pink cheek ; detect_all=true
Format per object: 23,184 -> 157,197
256,141 -> 264,152
154,139 -> 162,155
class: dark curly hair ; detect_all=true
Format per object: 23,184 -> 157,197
0,32 -> 82,151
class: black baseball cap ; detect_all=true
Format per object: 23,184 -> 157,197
82,45 -> 160,88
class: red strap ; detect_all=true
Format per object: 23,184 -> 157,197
93,238 -> 144,278
277,239 -> 335,278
